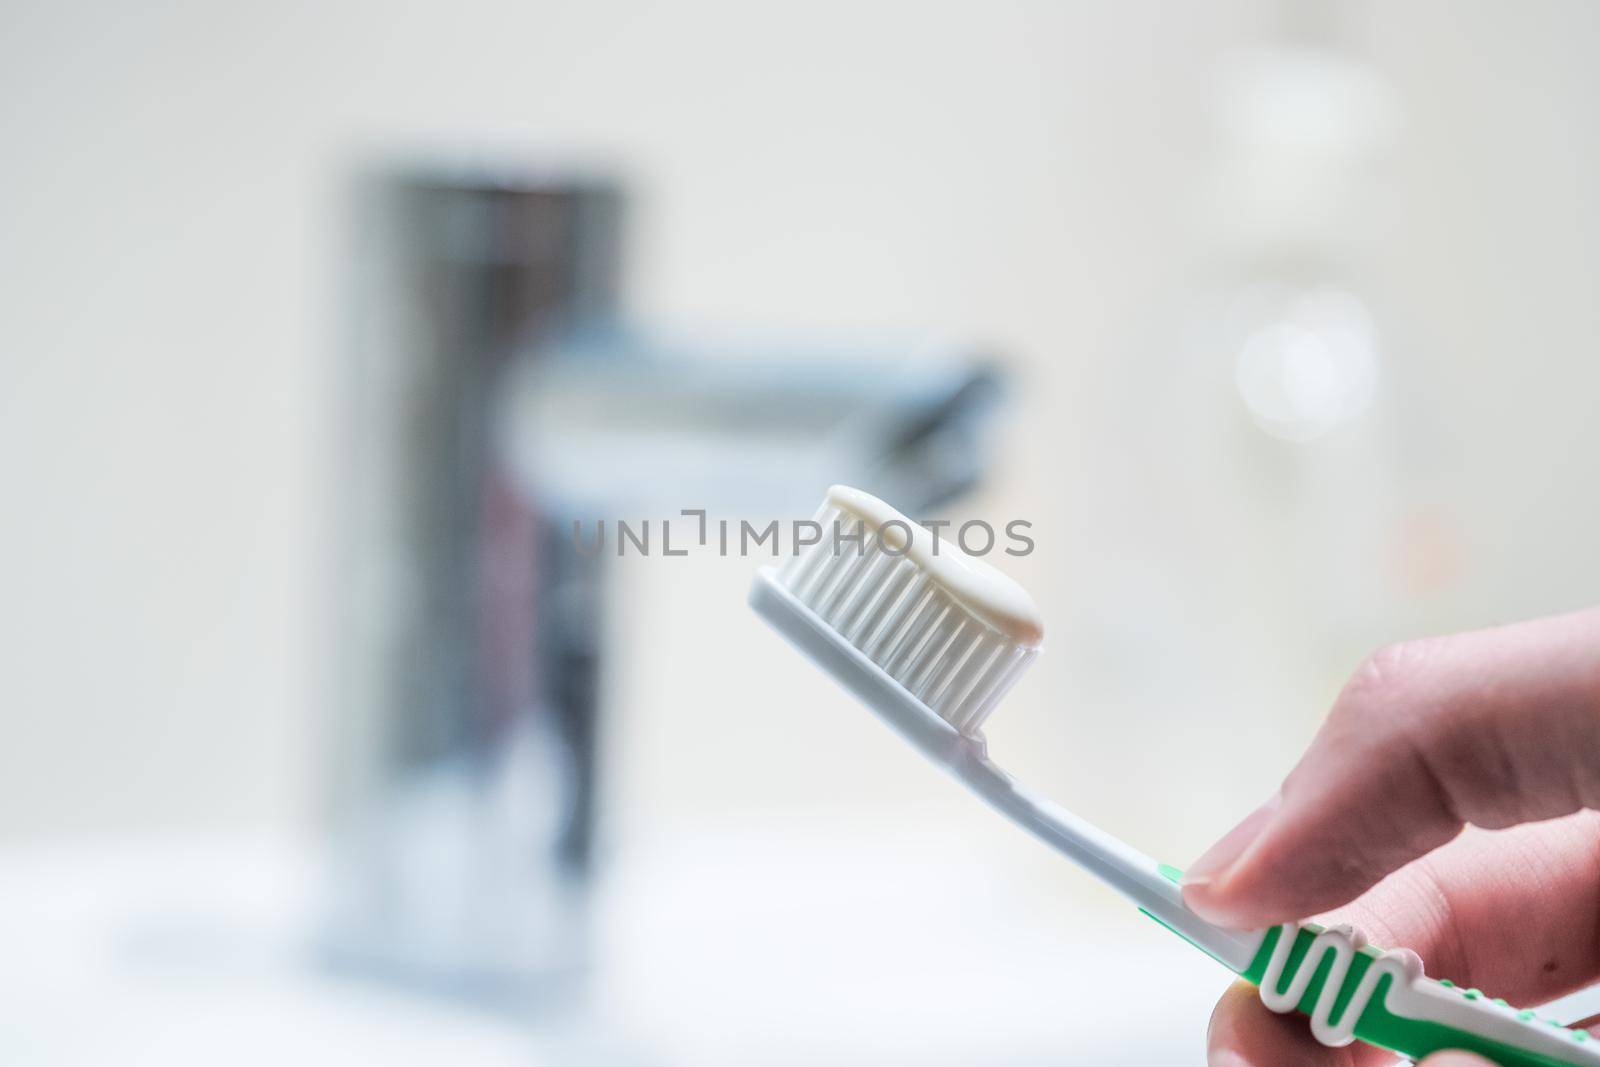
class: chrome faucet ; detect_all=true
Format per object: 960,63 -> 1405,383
324,164 -> 1006,1003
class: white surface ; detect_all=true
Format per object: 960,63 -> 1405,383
0,836 -> 545,1067
600,824 -> 1231,1066
0,830 -> 1230,1066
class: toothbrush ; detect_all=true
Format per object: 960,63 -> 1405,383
748,485 -> 1600,1067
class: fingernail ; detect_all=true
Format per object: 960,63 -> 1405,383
1182,793 -> 1281,892
1419,1053 -> 1495,1066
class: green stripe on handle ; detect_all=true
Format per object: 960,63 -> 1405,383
1241,925 -> 1588,1067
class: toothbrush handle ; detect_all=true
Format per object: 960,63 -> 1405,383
1219,917 -> 1599,1066
955,749 -> 1596,1063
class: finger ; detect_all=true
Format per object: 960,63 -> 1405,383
1208,979 -> 1386,1066
1208,983 -> 1495,1067
1206,814 -> 1600,1065
1183,606 -> 1600,928
1327,815 -> 1600,1005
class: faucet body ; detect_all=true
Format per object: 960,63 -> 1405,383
327,171 -> 621,991
326,164 -> 1005,1001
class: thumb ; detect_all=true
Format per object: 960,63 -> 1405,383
1182,607 -> 1600,928
1418,1055 -> 1495,1066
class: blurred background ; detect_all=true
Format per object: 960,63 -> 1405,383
4,0 -> 1600,1063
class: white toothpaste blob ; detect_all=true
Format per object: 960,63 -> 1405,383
824,485 -> 1044,648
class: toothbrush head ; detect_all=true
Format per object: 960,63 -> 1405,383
750,485 -> 1041,746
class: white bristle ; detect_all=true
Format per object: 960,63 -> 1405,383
774,522 -> 1037,736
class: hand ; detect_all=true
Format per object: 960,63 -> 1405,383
1179,606 -> 1600,1066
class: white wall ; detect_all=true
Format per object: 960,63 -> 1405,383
2,0 -> 1598,888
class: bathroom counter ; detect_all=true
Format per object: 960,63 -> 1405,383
0,827 -> 1228,1065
